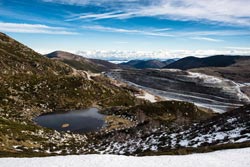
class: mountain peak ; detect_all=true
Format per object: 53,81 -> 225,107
46,51 -> 83,59
46,51 -> 119,72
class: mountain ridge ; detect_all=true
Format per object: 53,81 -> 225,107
121,59 -> 176,69
46,51 -> 119,73
164,55 -> 250,70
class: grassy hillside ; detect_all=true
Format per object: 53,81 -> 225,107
0,32 -> 140,155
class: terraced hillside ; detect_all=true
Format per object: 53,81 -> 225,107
190,58 -> 250,83
107,69 -> 250,113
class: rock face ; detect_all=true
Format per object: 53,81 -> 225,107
46,51 -> 119,73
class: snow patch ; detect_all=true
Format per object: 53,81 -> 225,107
1,148 -> 250,167
136,92 -> 157,103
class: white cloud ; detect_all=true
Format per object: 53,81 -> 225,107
177,30 -> 250,36
81,25 -> 249,39
75,49 -> 250,60
43,0 -> 141,6
138,0 -> 250,26
152,28 -> 172,32
64,0 -> 250,27
43,0 -> 89,5
66,12 -> 136,21
0,22 -> 77,35
225,47 -> 250,50
192,37 -> 223,42
82,25 -> 173,37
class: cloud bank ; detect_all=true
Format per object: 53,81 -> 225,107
75,49 -> 250,61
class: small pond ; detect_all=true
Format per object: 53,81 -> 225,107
34,108 -> 106,133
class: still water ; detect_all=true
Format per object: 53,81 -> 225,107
35,108 -> 105,133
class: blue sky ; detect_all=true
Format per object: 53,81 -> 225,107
0,0 -> 250,60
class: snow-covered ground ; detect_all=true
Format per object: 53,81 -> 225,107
136,91 -> 157,103
1,148 -> 250,167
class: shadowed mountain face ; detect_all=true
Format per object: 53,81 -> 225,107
46,51 -> 119,73
121,59 -> 176,69
164,55 -> 250,70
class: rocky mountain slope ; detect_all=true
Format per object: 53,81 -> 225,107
46,51 -> 119,73
93,103 -> 250,155
0,32 -> 140,156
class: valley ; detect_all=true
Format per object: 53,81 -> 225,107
0,32 -> 250,158
2,0 -> 250,166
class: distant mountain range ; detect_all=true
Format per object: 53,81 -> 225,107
120,59 -> 177,69
46,51 -> 119,73
163,55 -> 250,82
46,51 -> 179,70
164,55 -> 250,70
45,51 -> 250,82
